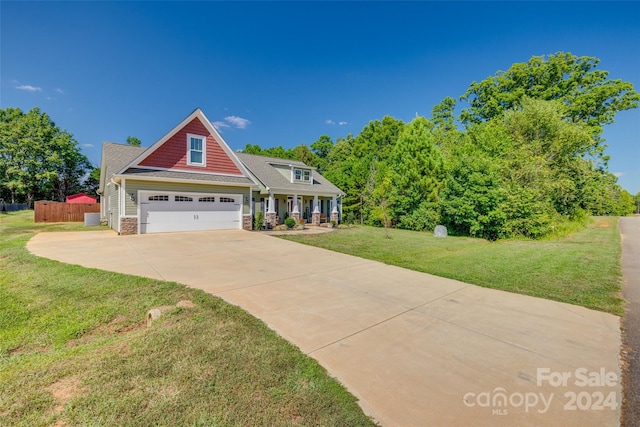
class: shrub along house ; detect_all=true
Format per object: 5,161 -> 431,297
98,108 -> 343,235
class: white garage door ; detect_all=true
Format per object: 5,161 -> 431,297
140,192 -> 242,234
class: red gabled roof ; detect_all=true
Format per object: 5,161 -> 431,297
125,109 -> 248,177
66,193 -> 97,203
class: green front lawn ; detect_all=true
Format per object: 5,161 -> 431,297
280,217 -> 624,315
0,211 -> 375,427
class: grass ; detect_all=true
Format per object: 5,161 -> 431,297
0,211 -> 376,427
279,217 -> 624,315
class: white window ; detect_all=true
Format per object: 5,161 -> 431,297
198,197 -> 216,203
149,195 -> 169,201
175,196 -> 193,202
292,167 -> 312,183
219,197 -> 235,203
187,133 -> 206,166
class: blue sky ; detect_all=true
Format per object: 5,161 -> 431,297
2,1 -> 639,193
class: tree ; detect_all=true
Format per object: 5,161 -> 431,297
581,170 -> 636,216
500,98 -> 597,217
240,143 -> 295,160
369,164 -> 393,239
310,135 -> 333,159
0,107 -> 91,205
84,167 -> 101,197
52,139 -> 92,201
263,145 -> 294,159
617,190 -> 636,216
352,116 -> 405,162
431,96 -> 457,131
439,136 -> 508,240
126,136 -> 141,146
241,143 -> 264,155
292,143 -> 317,166
348,116 -> 405,224
310,135 -> 334,173
323,135 -> 358,222
389,117 -> 445,231
460,52 -> 640,140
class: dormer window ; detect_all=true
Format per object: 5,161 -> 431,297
292,167 -> 312,184
187,133 -> 206,166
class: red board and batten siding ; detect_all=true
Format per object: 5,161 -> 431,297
138,117 -> 242,175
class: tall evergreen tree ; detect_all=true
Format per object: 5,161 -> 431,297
389,117 -> 445,231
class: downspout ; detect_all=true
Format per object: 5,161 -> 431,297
119,179 -> 126,234
249,186 -> 255,218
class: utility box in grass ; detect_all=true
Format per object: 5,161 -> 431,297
434,225 -> 448,237
84,213 -> 100,227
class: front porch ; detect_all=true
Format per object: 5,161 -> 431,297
255,193 -> 341,229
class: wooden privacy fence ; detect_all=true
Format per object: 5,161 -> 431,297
34,201 -> 100,223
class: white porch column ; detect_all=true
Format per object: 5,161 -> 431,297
268,192 -> 275,213
292,193 -> 299,213
313,195 -> 320,213
331,195 -> 338,213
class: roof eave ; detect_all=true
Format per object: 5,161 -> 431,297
113,173 -> 256,189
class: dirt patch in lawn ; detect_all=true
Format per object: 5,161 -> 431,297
66,315 -> 145,348
46,376 -> 86,414
7,344 -> 52,357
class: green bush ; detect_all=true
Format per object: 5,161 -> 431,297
253,211 -> 264,230
398,201 -> 440,232
284,217 -> 296,229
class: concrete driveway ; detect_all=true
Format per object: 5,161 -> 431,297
28,230 -> 621,426
621,217 -> 640,425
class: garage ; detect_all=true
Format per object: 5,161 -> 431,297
139,191 -> 242,234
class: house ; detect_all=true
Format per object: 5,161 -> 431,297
98,108 -> 343,235
66,193 -> 97,204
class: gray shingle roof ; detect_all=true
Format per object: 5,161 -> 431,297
99,142 -> 147,192
236,152 -> 343,195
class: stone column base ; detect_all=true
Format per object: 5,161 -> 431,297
330,212 -> 339,224
291,212 -> 301,223
242,214 -> 252,231
120,217 -> 138,235
311,212 -> 321,226
266,212 -> 277,229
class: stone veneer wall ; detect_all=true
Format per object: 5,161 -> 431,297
120,217 -> 138,235
330,212 -> 339,224
265,212 -> 278,229
242,215 -> 252,231
311,212 -> 321,226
